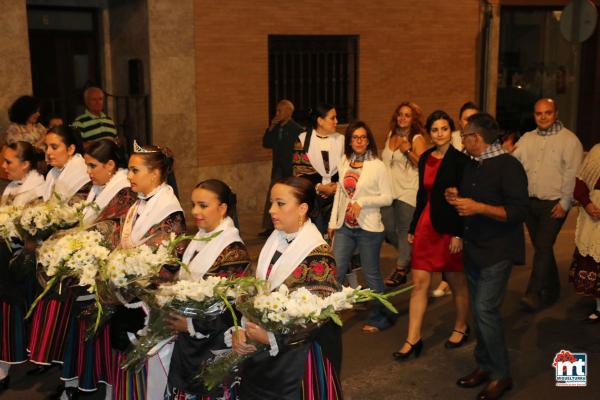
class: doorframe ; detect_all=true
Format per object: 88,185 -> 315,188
481,0 -> 575,114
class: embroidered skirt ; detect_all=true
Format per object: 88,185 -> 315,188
61,311 -> 113,391
112,350 -> 147,400
0,301 -> 28,364
302,341 -> 343,400
569,249 -> 600,297
28,296 -> 74,365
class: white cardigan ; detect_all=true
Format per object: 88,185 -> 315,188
328,156 -> 393,232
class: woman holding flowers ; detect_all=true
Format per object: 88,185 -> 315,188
82,139 -> 134,226
164,179 -> 250,399
28,126 -> 92,370
110,142 -> 186,400
42,125 -> 92,202
328,121 -> 393,333
58,139 -> 136,398
232,176 -> 343,400
0,141 -> 45,391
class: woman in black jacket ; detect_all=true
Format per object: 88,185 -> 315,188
393,110 -> 472,360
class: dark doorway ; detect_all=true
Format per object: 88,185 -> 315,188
496,5 -> 599,149
28,7 -> 101,124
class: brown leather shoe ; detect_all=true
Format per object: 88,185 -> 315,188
456,368 -> 490,388
477,378 -> 513,400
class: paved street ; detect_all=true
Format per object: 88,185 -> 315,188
2,209 -> 598,399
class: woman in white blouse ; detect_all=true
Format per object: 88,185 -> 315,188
381,102 -> 429,288
328,120 -> 393,333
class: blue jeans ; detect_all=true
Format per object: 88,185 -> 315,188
333,225 -> 391,329
464,257 -> 513,379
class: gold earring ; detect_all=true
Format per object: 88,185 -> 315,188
298,215 -> 304,229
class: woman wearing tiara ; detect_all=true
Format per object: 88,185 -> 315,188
28,126 -> 92,374
110,141 -> 186,400
232,176 -> 343,400
164,179 -> 250,399
292,103 -> 344,234
57,139 -> 136,399
0,141 -> 45,391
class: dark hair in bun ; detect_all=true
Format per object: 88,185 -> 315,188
132,143 -> 174,183
6,140 -> 45,174
195,179 -> 239,227
275,176 -> 315,217
309,103 -> 335,130
48,125 -> 85,155
85,139 -> 127,170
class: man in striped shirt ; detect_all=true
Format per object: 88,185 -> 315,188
71,87 -> 118,143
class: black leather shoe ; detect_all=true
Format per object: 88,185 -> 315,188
46,386 -> 80,400
445,325 -> 470,349
539,289 -> 559,306
477,378 -> 513,400
519,294 -> 541,312
392,339 -> 423,360
0,375 -> 10,392
456,368 -> 490,388
27,364 -> 54,375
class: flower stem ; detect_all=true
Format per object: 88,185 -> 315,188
25,276 -> 57,320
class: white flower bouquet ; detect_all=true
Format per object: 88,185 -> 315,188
199,281 -> 413,390
121,276 -> 234,371
98,232 -> 222,303
103,242 -> 176,289
0,204 -> 25,246
25,229 -> 112,323
17,195 -> 91,240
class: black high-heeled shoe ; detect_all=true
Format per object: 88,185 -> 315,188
445,325 -> 470,349
384,267 -> 408,287
0,375 -> 10,392
392,339 -> 423,360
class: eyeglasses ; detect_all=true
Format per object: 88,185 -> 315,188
352,135 -> 368,142
460,131 -> 477,139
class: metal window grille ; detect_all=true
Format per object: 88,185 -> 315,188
268,35 -> 358,125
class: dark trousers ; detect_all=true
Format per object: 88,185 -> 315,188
465,257 -> 513,379
524,197 -> 567,301
381,199 -> 415,269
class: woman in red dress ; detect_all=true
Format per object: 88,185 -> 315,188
393,110 -> 471,360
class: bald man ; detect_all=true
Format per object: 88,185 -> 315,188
71,86 -> 118,143
512,98 -> 583,312
260,100 -> 304,235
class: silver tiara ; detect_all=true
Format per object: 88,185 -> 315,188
133,140 -> 159,154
